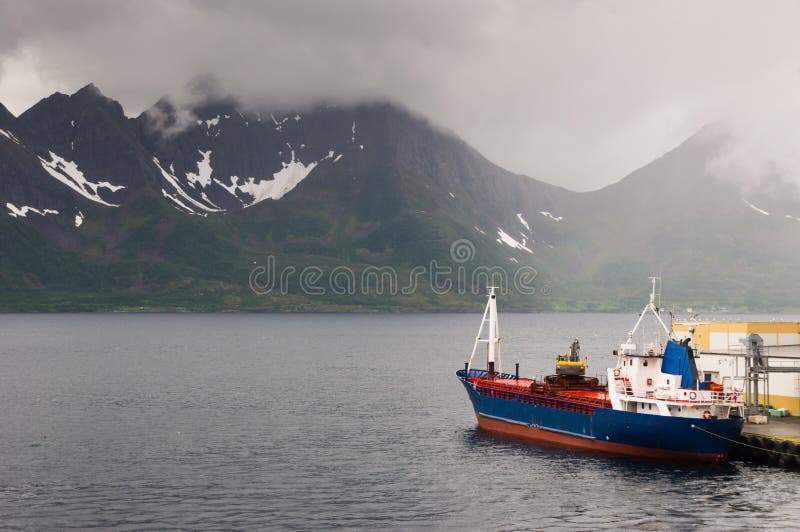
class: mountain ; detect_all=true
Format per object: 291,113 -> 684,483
546,129 -> 800,309
0,85 -> 570,311
1,84 -> 799,312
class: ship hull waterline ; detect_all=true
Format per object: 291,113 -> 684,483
459,374 -> 745,463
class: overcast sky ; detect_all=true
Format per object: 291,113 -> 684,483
1,0 -> 799,191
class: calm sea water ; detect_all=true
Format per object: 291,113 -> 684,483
0,312 -> 798,530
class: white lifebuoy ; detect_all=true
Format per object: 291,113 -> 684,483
689,392 -> 697,400
613,369 -> 621,377
703,410 -> 712,419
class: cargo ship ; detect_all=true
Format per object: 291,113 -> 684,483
456,281 -> 746,462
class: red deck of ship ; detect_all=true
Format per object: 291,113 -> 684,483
468,376 -> 612,408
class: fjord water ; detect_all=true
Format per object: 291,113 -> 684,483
0,313 -> 798,529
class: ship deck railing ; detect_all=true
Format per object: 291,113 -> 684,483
613,377 -> 741,405
458,369 -> 516,380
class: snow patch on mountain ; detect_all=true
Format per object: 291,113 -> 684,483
497,228 -> 533,253
153,157 -> 223,212
539,211 -> 563,221
0,129 -> 21,145
215,150 -> 318,207
197,116 -> 221,136
161,188 -> 198,214
38,151 -> 125,207
516,213 -> 530,231
214,177 -> 238,196
271,114 -> 289,132
743,199 -> 770,216
6,202 -> 59,218
186,150 -> 213,188
351,121 -> 356,142
321,150 -> 341,162
200,192 -> 221,209
74,211 -> 84,227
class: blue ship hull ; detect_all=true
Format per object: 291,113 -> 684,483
457,370 -> 744,462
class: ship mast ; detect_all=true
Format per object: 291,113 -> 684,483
621,276 -> 673,355
467,287 -> 502,378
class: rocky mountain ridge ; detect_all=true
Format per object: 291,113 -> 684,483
1,84 -> 798,311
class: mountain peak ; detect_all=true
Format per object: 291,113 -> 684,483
73,82 -> 103,98
70,82 -> 122,113
19,83 -> 125,124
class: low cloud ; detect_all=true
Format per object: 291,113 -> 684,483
704,67 -> 800,196
3,0 -> 800,191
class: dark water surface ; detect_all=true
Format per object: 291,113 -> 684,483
0,313 -> 798,530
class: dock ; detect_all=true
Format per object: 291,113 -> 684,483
730,417 -> 800,468
743,416 -> 800,442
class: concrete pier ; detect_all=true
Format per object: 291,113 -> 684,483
743,417 -> 800,441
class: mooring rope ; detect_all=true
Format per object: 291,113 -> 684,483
691,424 -> 800,457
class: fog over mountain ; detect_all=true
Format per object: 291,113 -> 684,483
2,82 -> 800,312
3,0 -> 800,191
3,1 -> 800,312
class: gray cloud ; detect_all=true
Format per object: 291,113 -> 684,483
2,0 -> 800,191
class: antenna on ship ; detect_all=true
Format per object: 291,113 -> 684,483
467,287 -> 502,378
621,276 -> 674,356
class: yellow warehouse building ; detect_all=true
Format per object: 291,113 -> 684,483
672,321 -> 800,414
